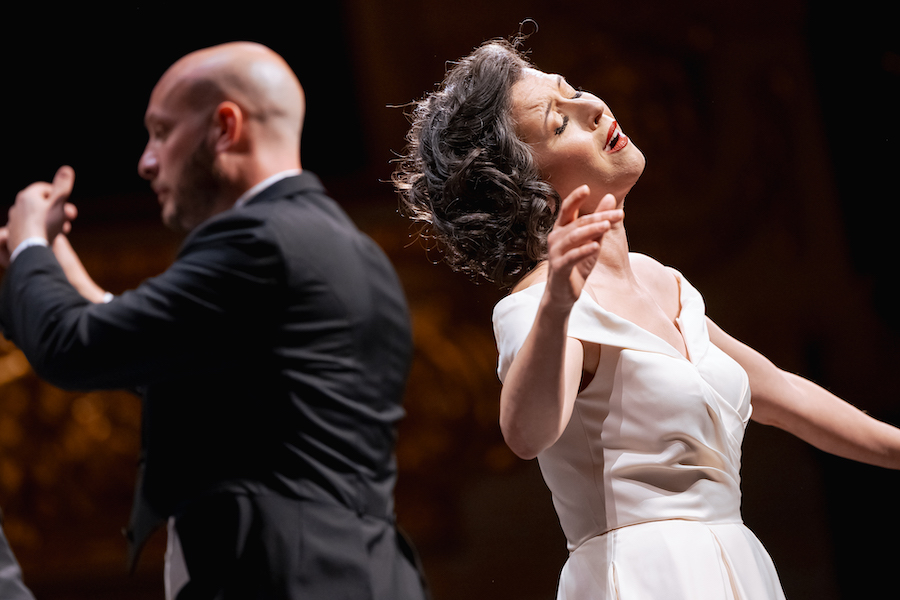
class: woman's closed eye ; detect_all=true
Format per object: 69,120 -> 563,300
554,91 -> 584,136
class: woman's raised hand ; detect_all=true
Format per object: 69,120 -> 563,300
545,185 -> 622,308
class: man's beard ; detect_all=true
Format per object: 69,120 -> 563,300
167,140 -> 227,232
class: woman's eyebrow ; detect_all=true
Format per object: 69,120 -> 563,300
543,75 -> 567,124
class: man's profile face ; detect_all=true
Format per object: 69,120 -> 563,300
138,81 -> 225,231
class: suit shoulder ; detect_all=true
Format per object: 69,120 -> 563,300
247,190 -> 356,232
175,207 -> 284,275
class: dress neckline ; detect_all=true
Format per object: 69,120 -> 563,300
496,262 -> 703,364
579,276 -> 691,362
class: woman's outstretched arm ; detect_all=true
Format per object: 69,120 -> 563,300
708,318 -> 900,469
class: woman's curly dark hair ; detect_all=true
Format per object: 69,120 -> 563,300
392,38 -> 559,288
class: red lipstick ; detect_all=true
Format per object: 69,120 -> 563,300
606,121 -> 617,147
605,120 -> 629,152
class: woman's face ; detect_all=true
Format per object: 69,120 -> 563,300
510,68 -> 645,208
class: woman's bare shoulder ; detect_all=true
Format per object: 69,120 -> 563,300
630,253 -> 679,295
629,252 -> 669,277
510,262 -> 549,294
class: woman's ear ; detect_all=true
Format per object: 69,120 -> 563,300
213,101 -> 244,152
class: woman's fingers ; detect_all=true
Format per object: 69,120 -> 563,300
593,192 -> 617,213
548,221 -> 609,285
556,185 -> 592,226
549,210 -> 621,259
554,215 -> 611,249
555,239 -> 601,272
546,187 -> 624,301
554,189 -> 622,234
558,188 -> 620,223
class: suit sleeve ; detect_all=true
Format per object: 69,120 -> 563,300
0,213 -> 283,391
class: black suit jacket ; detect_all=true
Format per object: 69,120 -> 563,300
0,173 -> 426,598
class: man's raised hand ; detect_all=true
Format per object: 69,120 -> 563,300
6,166 -> 77,253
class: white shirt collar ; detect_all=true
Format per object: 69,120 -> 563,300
233,169 -> 302,208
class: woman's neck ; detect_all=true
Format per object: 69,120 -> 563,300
509,210 -> 633,294
591,221 -> 634,282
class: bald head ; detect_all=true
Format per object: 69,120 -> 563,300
155,42 -> 306,151
139,43 -> 306,231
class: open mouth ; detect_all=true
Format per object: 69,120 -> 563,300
605,121 -> 629,152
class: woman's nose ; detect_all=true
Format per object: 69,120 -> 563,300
578,98 -> 606,131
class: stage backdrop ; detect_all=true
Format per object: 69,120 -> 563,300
1,2 -> 897,598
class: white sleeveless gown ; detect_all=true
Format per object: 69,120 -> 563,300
492,259 -> 786,599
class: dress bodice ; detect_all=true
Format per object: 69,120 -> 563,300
493,261 -> 752,552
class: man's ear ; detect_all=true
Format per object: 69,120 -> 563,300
212,101 -> 244,152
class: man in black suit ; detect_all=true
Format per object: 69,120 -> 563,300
0,42 -> 427,599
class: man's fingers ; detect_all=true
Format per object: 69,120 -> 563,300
17,181 -> 53,202
0,227 -> 10,269
60,204 -> 78,235
51,166 -> 75,205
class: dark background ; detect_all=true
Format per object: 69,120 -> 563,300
1,1 -> 898,598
